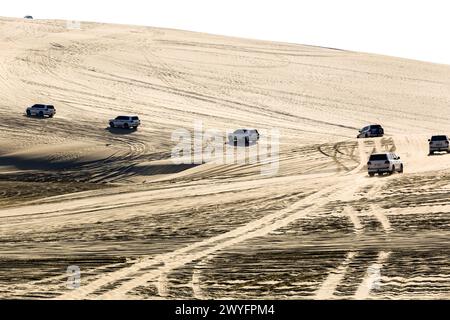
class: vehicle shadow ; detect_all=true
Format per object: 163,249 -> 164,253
22,114 -> 51,120
105,127 -> 137,135
428,152 -> 449,156
368,171 -> 404,178
225,141 -> 258,148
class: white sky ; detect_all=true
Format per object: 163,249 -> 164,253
2,0 -> 450,65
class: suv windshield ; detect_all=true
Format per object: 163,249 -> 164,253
431,135 -> 448,141
131,116 -> 139,120
369,154 -> 388,161
47,105 -> 54,109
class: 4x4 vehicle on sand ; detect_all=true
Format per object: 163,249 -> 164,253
357,124 -> 384,138
228,129 -> 260,146
367,152 -> 403,176
428,135 -> 450,155
109,115 -> 140,129
26,104 -> 56,118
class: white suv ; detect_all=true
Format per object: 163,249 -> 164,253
367,152 -> 403,176
26,104 -> 56,118
109,115 -> 140,129
228,129 -> 260,146
428,135 -> 450,155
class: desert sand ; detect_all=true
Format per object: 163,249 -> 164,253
0,17 -> 449,299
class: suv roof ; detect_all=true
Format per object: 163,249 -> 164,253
32,104 -> 53,108
115,115 -> 139,120
370,152 -> 391,156
431,135 -> 448,140
369,153 -> 389,160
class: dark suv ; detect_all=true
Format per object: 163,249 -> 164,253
357,124 -> 384,138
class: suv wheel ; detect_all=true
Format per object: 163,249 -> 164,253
38,111 -> 44,117
110,122 -> 115,128
369,173 -> 375,177
123,123 -> 129,129
26,110 -> 31,116
399,164 -> 404,173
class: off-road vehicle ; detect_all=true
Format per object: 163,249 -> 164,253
357,124 -> 384,138
367,152 -> 403,176
228,129 -> 260,146
109,115 -> 140,129
26,104 -> 56,118
428,135 -> 450,155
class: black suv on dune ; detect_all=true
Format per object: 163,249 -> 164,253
357,124 -> 384,138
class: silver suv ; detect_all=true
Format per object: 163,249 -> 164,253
367,152 -> 403,176
357,124 -> 384,138
428,135 -> 450,155
26,104 -> 56,118
228,129 -> 260,146
109,115 -> 140,129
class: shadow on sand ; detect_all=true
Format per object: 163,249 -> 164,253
226,141 -> 258,148
428,152 -> 449,157
22,114 -> 53,120
106,127 -> 138,135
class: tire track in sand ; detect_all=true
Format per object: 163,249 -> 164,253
157,138 -> 376,300
353,177 -> 393,299
314,138 -> 388,299
57,137 -> 379,299
314,252 -> 358,299
57,174 -> 368,299
313,196 -> 364,299
354,251 -> 391,299
190,255 -> 214,300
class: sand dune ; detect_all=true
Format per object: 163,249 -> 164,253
0,17 -> 449,299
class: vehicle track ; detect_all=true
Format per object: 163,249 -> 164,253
57,175 -> 358,299
58,137 -> 374,299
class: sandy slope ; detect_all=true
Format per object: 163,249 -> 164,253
0,17 -> 449,299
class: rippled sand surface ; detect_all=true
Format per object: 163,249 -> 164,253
0,17 -> 449,299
